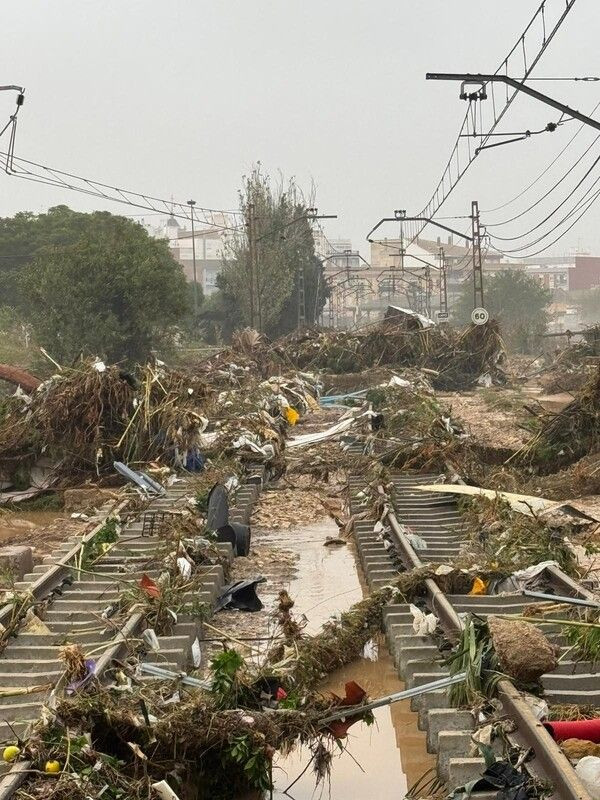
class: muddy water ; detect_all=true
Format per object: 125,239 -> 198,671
0,510 -> 63,542
259,515 -> 435,798
272,643 -> 436,799
284,518 -> 363,632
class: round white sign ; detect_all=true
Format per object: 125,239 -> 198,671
471,307 -> 489,326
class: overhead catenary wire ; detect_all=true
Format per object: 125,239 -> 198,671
406,0 -> 578,244
484,130 -> 600,227
0,149 -> 243,233
482,98 -> 600,215
488,182 -> 600,259
486,151 -> 600,244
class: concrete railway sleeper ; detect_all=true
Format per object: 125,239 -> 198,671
349,471 -> 595,800
0,474 -> 263,798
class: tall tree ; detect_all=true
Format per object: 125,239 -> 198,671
16,209 -> 189,362
216,167 -> 327,338
452,269 -> 551,351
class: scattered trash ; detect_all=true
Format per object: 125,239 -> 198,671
324,536 -> 346,547
575,756 -> 600,799
214,577 -> 266,612
152,780 -> 182,800
410,604 -> 437,636
469,576 -> 487,595
545,718 -> 600,743
142,629 -> 160,652
114,461 -> 165,496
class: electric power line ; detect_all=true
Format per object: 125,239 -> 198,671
486,151 -> 600,245
409,0 -> 578,241
482,98 -> 600,214
0,149 -> 243,233
488,177 -> 600,257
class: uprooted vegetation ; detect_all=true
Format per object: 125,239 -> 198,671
517,365 -> 600,472
0,360 -> 214,478
456,495 -> 583,577
200,318 -> 508,392
0,357 -> 320,490
14,587 -> 393,799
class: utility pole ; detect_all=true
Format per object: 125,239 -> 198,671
471,200 -> 484,310
424,264 -> 431,317
298,209 -> 337,330
438,247 -> 448,317
187,200 -> 198,317
247,202 -> 256,329
297,261 -> 306,328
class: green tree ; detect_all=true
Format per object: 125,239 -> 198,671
216,166 -> 327,338
452,269 -> 551,351
0,205 -> 130,307
18,211 -> 189,363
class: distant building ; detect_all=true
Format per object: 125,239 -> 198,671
525,262 -> 573,291
571,256 -> 600,290
144,214 -> 233,296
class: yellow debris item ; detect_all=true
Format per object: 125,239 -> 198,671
469,577 -> 487,596
45,760 -> 61,774
3,746 -> 20,762
284,407 -> 300,425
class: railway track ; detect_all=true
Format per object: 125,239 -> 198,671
0,476 -> 260,797
350,470 -> 596,800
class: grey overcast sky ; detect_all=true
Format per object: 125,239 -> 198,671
2,0 -> 600,258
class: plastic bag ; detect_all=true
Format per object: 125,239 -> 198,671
284,406 -> 300,425
575,756 -> 600,800
410,604 -> 437,636
469,577 -> 488,595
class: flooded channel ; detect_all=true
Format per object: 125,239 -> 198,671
253,514 -> 435,799
272,642 -> 436,799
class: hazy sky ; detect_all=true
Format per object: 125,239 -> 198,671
2,0 -> 600,258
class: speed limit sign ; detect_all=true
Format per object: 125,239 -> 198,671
471,307 -> 489,326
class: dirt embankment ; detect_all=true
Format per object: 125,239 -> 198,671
441,389 -> 530,450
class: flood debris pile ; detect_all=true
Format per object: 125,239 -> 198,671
246,319 -> 508,391
518,365 -> 600,472
539,337 -> 597,394
0,354 -> 322,497
0,360 -> 215,478
357,378 -> 466,472
11,586 -> 391,800
457,495 -> 582,577
211,318 -> 506,389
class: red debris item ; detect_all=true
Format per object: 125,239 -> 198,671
544,719 -> 600,743
326,681 -> 368,739
0,364 -> 41,393
275,687 -> 288,701
339,681 -> 366,706
139,574 -> 161,599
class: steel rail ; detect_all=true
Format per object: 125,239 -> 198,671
0,495 -> 135,629
382,480 -> 593,800
0,493 -> 144,799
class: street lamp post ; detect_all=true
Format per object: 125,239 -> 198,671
187,200 -> 198,317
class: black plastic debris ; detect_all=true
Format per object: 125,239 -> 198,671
451,760 -> 530,800
206,484 -> 229,530
214,577 -> 266,612
206,483 -> 251,556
